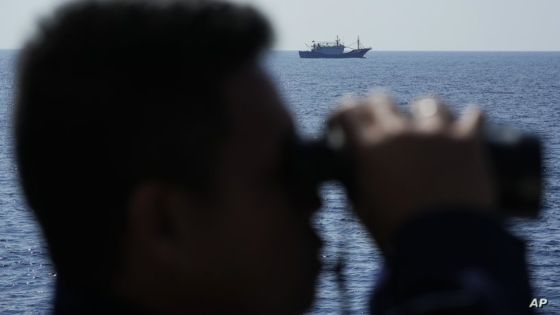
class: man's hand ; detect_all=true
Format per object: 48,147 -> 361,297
330,92 -> 497,252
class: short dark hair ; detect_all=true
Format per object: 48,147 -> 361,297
15,0 -> 271,289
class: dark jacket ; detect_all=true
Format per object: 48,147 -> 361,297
371,211 -> 533,315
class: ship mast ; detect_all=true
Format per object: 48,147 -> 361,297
357,36 -> 360,49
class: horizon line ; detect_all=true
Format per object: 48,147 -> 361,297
273,49 -> 560,53
1,48 -> 559,53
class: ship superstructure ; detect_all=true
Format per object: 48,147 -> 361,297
299,36 -> 371,59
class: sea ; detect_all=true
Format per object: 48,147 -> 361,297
1,50 -> 559,314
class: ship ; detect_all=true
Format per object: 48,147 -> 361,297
299,36 -> 371,59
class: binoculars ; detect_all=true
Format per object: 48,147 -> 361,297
287,124 -> 543,217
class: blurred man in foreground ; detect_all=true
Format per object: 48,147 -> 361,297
14,1 -> 533,314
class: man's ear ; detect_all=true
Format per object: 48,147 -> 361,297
126,182 -> 195,264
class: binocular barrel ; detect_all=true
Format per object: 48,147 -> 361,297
291,125 -> 542,217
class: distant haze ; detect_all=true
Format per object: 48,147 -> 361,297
1,0 -> 560,51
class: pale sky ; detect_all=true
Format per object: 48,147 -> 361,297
1,0 -> 559,50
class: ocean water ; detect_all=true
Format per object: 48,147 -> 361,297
1,50 -> 559,314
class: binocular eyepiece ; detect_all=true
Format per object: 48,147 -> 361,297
286,125 -> 542,217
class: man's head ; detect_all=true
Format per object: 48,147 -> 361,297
15,1 -> 321,313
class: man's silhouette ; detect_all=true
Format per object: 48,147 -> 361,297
14,1 -> 533,314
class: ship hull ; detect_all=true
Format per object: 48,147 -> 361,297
299,48 -> 371,59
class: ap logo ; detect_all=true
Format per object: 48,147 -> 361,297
529,298 -> 548,308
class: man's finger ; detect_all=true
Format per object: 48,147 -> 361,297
366,91 -> 407,132
329,92 -> 407,147
410,96 -> 455,133
454,105 -> 484,138
328,99 -> 370,147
